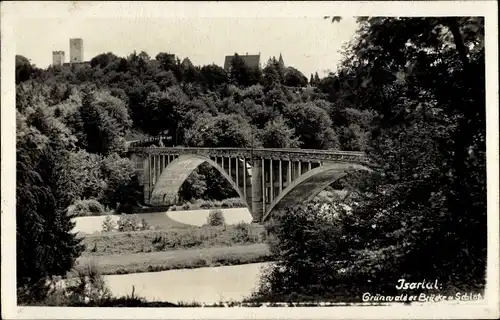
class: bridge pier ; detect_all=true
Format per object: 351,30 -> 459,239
251,158 -> 264,222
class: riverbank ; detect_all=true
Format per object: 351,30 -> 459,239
82,223 -> 266,256
76,243 -> 272,275
73,207 -> 270,276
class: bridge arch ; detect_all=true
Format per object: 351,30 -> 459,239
149,154 -> 251,210
262,162 -> 371,221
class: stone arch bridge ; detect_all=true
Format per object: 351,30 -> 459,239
128,146 -> 370,222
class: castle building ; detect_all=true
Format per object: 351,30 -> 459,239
223,52 -> 261,72
52,51 -> 65,66
69,38 -> 84,63
270,53 -> 285,68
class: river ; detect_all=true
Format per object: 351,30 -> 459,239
103,262 -> 269,304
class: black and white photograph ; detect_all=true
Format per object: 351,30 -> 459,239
1,1 -> 499,319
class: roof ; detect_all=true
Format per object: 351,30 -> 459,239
223,54 -> 260,72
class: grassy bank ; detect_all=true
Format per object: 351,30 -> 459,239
82,223 -> 266,256
76,243 -> 273,275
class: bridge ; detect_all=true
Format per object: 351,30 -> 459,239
128,145 -> 371,222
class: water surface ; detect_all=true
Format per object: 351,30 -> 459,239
104,262 -> 268,304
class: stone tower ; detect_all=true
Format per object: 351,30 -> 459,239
69,38 -> 83,63
52,51 -> 65,66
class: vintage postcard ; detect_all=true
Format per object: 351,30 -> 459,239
1,1 -> 499,319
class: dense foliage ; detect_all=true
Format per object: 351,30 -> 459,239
15,16 -> 486,303
251,17 -> 486,302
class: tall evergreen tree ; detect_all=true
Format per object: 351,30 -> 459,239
314,72 -> 320,85
16,110 -> 84,302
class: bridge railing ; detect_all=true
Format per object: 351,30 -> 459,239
127,135 -> 171,148
128,145 -> 369,164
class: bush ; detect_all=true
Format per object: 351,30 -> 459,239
169,198 -> 246,211
206,209 -> 225,226
251,203 -> 356,302
68,199 -> 106,217
63,263 -> 111,305
117,214 -> 140,232
221,198 -> 246,208
231,222 -> 251,243
199,201 -> 214,209
39,264 -> 156,307
140,218 -> 150,230
101,216 -> 116,232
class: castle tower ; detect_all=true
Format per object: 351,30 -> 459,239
52,51 -> 65,66
278,53 -> 285,68
69,38 -> 83,63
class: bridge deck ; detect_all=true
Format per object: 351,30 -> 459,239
128,146 -> 368,163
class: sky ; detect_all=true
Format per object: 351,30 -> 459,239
15,17 -> 359,77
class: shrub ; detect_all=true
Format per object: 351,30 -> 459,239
231,222 -> 251,243
101,216 -> 116,232
65,263 -> 111,305
221,198 -> 246,208
68,199 -> 106,217
117,214 -> 140,232
251,203 -> 355,302
140,218 -> 150,230
200,201 -> 214,209
88,200 -> 105,214
151,235 -> 167,251
206,209 -> 225,226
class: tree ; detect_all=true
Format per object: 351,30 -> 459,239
264,85 -> 288,115
138,51 -> 151,61
185,114 -> 255,148
284,67 -> 308,87
200,64 -> 228,90
74,90 -> 130,155
155,70 -> 178,90
252,202 -> 355,302
263,57 -> 284,87
142,86 -> 189,137
100,153 -> 140,211
16,110 -> 84,302
183,65 -> 202,84
282,102 -> 339,149
342,15 -> 486,291
55,150 -> 106,204
179,170 -> 208,201
16,55 -> 39,84
314,72 -> 320,85
229,54 -> 262,87
90,52 -> 119,69
253,17 -> 486,302
258,117 -> 301,148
